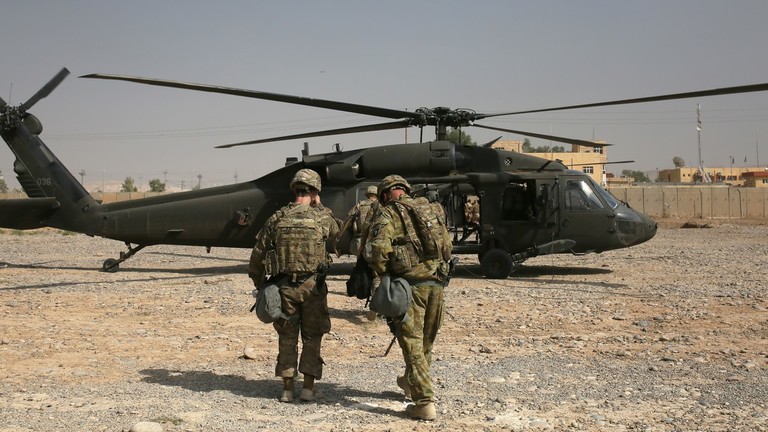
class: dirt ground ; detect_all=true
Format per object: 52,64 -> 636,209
1,219 -> 766,431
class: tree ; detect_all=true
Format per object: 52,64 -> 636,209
522,138 -> 533,152
0,170 -> 8,194
622,169 -> 650,183
522,138 -> 564,152
121,176 -> 138,192
446,128 -> 476,146
148,178 -> 166,192
672,156 -> 686,168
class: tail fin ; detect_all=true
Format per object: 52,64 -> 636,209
1,69 -> 101,233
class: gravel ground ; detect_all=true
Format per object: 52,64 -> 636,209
1,220 -> 767,431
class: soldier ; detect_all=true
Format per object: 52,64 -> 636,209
248,168 -> 340,403
337,185 -> 379,256
464,198 -> 473,224
364,174 -> 453,421
470,198 -> 480,224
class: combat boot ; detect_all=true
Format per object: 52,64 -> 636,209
299,375 -> 315,402
279,377 -> 295,403
406,402 -> 437,421
396,375 -> 411,399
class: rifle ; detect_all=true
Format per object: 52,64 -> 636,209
384,336 -> 397,357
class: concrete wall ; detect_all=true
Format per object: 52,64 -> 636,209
3,186 -> 767,220
607,186 -> 768,219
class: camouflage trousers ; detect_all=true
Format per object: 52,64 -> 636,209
273,276 -> 331,380
395,281 -> 445,405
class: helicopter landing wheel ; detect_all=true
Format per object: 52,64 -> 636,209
480,248 -> 513,279
102,258 -> 120,273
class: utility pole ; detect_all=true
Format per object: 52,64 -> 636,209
79,170 -> 86,185
696,104 -> 711,183
197,174 -> 202,189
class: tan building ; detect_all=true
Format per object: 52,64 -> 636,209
742,170 -> 768,188
492,140 -> 608,184
658,166 -> 767,186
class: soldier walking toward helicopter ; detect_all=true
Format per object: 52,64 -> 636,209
248,168 -> 339,402
365,174 -> 453,420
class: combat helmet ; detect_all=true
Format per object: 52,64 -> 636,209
290,168 -> 322,191
377,174 -> 411,200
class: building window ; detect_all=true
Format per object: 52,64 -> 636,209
583,166 -> 594,174
592,146 -> 603,154
762,179 -> 768,184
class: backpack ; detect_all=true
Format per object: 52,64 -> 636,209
252,284 -> 288,323
268,205 -> 328,275
346,255 -> 374,299
392,197 -> 452,262
345,200 -> 378,256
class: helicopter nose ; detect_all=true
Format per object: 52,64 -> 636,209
614,208 -> 657,247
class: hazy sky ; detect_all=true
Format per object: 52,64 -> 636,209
2,0 -> 767,191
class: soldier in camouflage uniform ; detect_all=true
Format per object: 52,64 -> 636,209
364,174 -> 453,421
248,168 -> 340,403
336,185 -> 379,256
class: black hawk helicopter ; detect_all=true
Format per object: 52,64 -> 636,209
3,69 -> 767,277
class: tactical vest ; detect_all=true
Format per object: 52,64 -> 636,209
392,197 -> 452,263
267,205 -> 328,275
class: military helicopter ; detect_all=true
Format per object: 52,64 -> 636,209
3,69 -> 767,277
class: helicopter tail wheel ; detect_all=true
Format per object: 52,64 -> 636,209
100,244 -> 147,272
480,248 -> 514,279
102,258 -> 120,273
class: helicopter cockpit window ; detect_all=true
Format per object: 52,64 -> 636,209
565,179 -> 604,211
587,177 -> 619,209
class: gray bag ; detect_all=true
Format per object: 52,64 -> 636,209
252,284 -> 288,323
369,274 -> 412,318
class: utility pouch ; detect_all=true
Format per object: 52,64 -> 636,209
390,242 -> 416,274
315,263 -> 329,295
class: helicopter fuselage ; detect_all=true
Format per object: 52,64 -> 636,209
1,69 -> 659,276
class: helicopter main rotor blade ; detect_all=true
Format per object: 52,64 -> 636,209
479,82 -> 768,118
216,119 -> 412,148
473,123 -> 612,147
568,160 -> 635,167
81,73 -> 422,121
20,68 -> 70,112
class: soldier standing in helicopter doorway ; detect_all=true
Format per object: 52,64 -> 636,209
248,168 -> 340,402
364,174 -> 453,421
